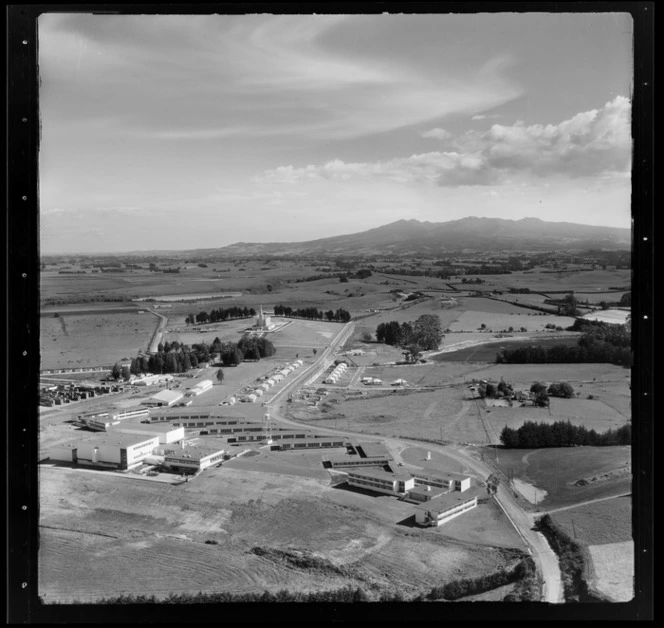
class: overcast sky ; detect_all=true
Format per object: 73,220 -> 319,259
38,12 -> 633,254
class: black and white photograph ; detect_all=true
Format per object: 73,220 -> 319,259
7,3 -> 653,622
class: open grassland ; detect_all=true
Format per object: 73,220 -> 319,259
460,268 -> 630,294
551,495 -> 632,545
39,456 -> 522,603
40,312 -> 159,370
586,541 -> 634,602
488,446 -> 631,511
357,297 -> 463,329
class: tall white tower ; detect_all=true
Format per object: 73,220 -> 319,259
263,410 -> 273,445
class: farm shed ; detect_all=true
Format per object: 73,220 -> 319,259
145,390 -> 184,407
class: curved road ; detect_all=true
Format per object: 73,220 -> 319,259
264,321 -> 564,604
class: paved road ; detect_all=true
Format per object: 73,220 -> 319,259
146,309 -> 168,353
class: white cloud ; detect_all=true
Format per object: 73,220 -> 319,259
260,96 -> 631,187
471,113 -> 501,120
420,127 -> 452,140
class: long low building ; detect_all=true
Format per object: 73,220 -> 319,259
413,489 -> 480,527
145,410 -> 230,424
411,470 -> 472,493
185,379 -> 213,396
109,423 -> 185,444
76,407 -> 150,431
346,467 -> 415,496
163,445 -> 225,474
50,434 -> 160,470
323,453 -> 393,469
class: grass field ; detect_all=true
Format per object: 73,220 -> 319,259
39,455 -> 523,602
586,541 -> 634,602
551,495 -> 632,545
432,335 -> 580,362
488,446 -> 631,511
39,312 -> 160,370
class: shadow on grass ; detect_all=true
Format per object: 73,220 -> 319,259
331,482 -> 389,499
396,515 -> 419,528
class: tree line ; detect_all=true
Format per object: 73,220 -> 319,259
496,319 -> 632,367
273,304 -> 351,322
500,420 -> 631,449
110,335 -> 276,379
185,306 -> 257,325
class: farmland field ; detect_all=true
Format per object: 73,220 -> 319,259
39,312 -> 160,370
432,335 -> 580,362
550,495 -> 632,545
586,541 -> 634,602
39,456 -> 524,603
488,446 -> 631,511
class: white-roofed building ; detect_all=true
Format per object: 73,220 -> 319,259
144,389 -> 184,407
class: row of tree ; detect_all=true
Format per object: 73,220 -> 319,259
185,306 -> 257,325
496,329 -> 632,366
273,304 -> 351,322
500,420 -> 631,448
375,314 -> 444,352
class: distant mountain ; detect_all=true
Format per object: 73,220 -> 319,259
209,217 -> 631,257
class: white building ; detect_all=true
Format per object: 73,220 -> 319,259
414,490 -> 479,527
54,434 -> 161,469
76,408 -> 149,430
144,389 -> 184,407
346,468 -> 415,496
133,374 -> 174,386
255,305 -> 275,330
163,444 -> 226,474
186,379 -> 213,396
110,423 -> 185,444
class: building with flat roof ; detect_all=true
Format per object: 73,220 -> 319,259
76,407 -> 150,431
346,467 -> 415,496
61,434 -> 161,470
163,445 -> 225,474
354,442 -> 391,459
144,389 -> 184,407
323,452 -> 393,469
109,423 -> 185,444
414,488 -> 480,527
411,470 -> 472,493
406,484 -> 449,502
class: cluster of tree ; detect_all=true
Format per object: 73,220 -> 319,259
499,420 -> 631,449
368,266 -> 454,280
477,379 -> 514,399
427,557 -> 536,601
185,306 -> 256,325
293,273 -> 337,283
57,269 -> 88,274
461,277 -> 485,284
534,515 -> 610,602
496,333 -> 631,367
404,291 -> 426,301
273,304 -> 351,322
375,314 -> 444,352
236,335 -> 276,361
509,288 -> 533,294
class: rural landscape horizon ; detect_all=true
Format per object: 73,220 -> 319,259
34,10 -> 639,615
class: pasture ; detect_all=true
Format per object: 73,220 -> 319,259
586,541 -> 634,602
39,312 -> 160,370
39,456 -> 522,602
551,495 -> 632,545
488,446 -> 631,510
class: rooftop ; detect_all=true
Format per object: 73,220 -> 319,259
149,390 -> 184,403
83,433 -> 160,448
355,442 -> 391,458
110,423 -> 184,434
414,486 -> 483,513
164,445 -> 225,461
347,467 -> 412,482
411,469 -> 472,483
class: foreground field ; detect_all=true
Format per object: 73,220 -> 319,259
39,456 -> 524,603
586,541 -> 634,602
488,446 -> 631,511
